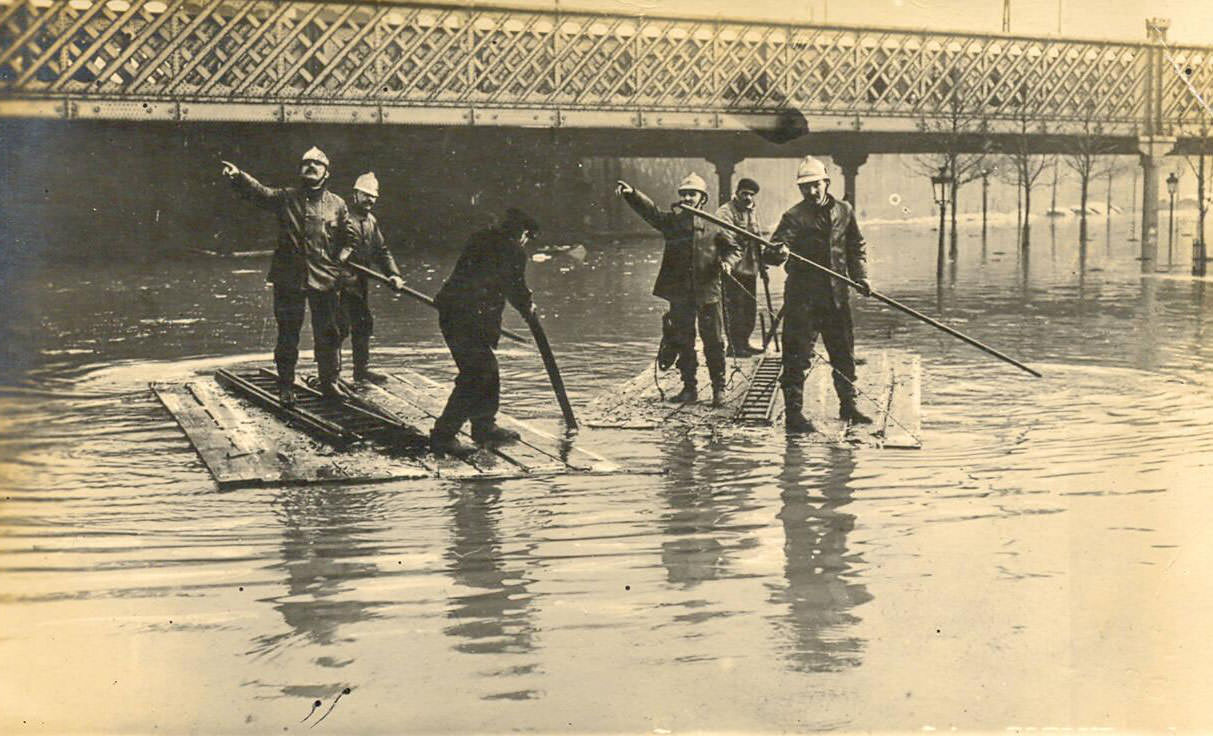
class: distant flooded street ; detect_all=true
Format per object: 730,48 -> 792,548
3,216 -> 1213,732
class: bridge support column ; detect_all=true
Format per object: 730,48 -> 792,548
832,151 -> 869,207
709,156 -> 740,205
1138,136 -> 1175,272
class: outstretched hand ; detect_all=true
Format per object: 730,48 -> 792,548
614,180 -> 633,197
220,160 -> 239,180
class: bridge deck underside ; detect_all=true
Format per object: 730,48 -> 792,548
1,0 -> 1210,137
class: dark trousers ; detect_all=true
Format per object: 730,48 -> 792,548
434,307 -> 499,438
667,298 -> 726,390
337,288 -> 374,372
722,270 -> 758,351
273,286 -> 341,385
779,299 -> 856,407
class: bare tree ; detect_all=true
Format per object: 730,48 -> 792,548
907,70 -> 992,259
1061,105 -> 1121,243
998,112 -> 1054,250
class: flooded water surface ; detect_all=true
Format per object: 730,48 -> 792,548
3,218 -> 1213,733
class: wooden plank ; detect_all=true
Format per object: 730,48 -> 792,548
152,383 -> 263,487
350,378 -> 519,480
377,371 -> 580,474
384,369 -> 622,473
883,353 -> 923,449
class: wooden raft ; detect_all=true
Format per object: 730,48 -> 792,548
582,348 -> 922,449
152,367 -> 621,489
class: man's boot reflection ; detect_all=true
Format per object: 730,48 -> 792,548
657,436 -> 758,588
444,483 -> 537,658
768,444 -> 872,672
251,486 -> 389,663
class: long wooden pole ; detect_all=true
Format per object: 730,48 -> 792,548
345,261 -> 528,344
348,260 -> 577,428
678,204 -> 1043,378
524,312 -> 578,430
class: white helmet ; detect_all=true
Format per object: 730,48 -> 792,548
301,146 -> 330,168
795,156 -> 829,184
676,172 -> 709,197
353,171 -> 379,197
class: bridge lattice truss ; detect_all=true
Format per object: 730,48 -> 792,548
1,0 -> 1210,132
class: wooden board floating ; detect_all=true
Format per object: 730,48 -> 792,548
152,365 -> 624,489
582,348 -> 923,449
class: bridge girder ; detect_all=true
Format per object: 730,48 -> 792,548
0,0 -> 1209,148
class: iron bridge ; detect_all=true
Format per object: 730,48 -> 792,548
0,0 -> 1210,140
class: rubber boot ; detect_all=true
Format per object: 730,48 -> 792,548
840,399 -> 874,425
471,422 -> 522,445
352,336 -> 388,384
783,383 -> 815,434
711,384 -> 726,407
430,429 -> 476,458
278,382 -> 295,408
668,382 -> 698,404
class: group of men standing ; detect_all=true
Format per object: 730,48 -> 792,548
221,147 -> 873,453
222,148 -> 537,457
616,154 -> 873,433
221,148 -> 403,405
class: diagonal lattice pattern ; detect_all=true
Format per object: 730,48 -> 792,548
1,0 -> 1209,130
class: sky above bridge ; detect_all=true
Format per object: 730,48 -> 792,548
521,0 -> 1213,45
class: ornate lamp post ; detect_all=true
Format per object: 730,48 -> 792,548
981,166 -> 994,240
1166,171 -> 1178,268
932,166 -> 953,279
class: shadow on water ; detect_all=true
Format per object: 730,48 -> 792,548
249,485 -> 392,679
768,443 -> 872,674
443,481 -> 540,699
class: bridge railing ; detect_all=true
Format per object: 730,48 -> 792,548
1,0 -> 1209,129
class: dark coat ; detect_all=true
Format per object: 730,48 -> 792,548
623,189 -> 741,307
338,210 -> 401,297
714,198 -> 764,278
232,172 -> 350,291
436,227 -> 533,346
768,195 -> 868,310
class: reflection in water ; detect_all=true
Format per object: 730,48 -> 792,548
251,486 -> 391,661
657,436 -> 758,587
444,483 -> 537,658
768,444 -> 872,673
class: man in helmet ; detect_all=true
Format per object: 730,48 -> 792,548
615,174 -> 741,406
714,177 -> 765,357
429,208 -> 541,457
221,148 -> 351,404
334,172 -> 406,384
764,156 -> 873,434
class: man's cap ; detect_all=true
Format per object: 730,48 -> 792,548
301,146 -> 330,168
502,207 -> 540,235
353,171 -> 379,197
737,177 -> 760,194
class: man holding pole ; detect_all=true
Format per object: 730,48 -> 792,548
430,208 -> 541,457
221,148 -> 350,405
765,156 -> 873,434
615,174 -> 741,407
335,172 -> 405,384
715,177 -> 765,357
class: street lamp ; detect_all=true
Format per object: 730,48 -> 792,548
932,166 -> 953,279
1166,171 -> 1178,267
981,166 -> 995,241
